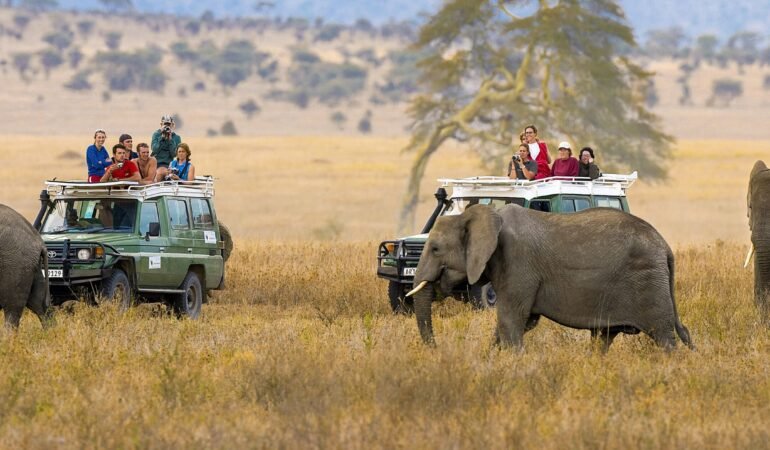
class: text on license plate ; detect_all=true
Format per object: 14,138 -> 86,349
402,267 -> 416,276
48,269 -> 63,278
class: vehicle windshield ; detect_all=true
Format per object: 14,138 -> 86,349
442,197 -> 525,215
42,198 -> 138,234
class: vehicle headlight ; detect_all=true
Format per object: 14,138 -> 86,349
77,249 -> 91,260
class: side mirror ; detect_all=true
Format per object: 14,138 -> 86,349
145,222 -> 161,240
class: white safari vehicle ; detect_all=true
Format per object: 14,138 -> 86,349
377,173 -> 638,313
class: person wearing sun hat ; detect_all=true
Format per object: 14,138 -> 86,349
551,141 -> 579,177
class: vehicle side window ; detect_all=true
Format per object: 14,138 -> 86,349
190,199 -> 214,229
563,199 -> 575,213
139,202 -> 159,236
574,197 -> 591,211
529,200 -> 551,212
168,199 -> 190,229
595,196 -> 623,210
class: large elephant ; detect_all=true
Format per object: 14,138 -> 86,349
747,160 -> 770,321
0,204 -> 52,328
407,204 -> 693,351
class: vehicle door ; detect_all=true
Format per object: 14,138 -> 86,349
165,197 -> 194,287
189,197 -> 224,289
135,200 -> 171,288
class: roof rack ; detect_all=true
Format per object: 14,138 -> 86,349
437,172 -> 637,200
45,176 -> 215,199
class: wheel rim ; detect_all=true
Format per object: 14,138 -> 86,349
485,286 -> 497,306
186,284 -> 199,310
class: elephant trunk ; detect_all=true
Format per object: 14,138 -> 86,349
413,282 -> 436,345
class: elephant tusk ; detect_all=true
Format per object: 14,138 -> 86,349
744,243 -> 755,269
406,280 -> 428,297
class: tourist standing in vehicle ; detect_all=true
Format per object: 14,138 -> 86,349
578,147 -> 602,180
151,115 -> 182,181
133,142 -> 157,184
524,124 -> 552,179
119,133 -> 137,159
508,144 -> 538,180
551,141 -> 579,177
101,144 -> 140,182
166,143 -> 195,182
86,129 -> 111,183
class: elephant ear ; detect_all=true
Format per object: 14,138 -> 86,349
463,205 -> 503,285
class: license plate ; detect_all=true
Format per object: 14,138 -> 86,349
402,267 -> 416,276
48,269 -> 63,278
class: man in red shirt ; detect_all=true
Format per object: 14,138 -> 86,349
100,144 -> 140,182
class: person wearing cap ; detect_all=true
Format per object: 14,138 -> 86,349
523,124 -> 552,180
507,144 -> 538,180
151,114 -> 182,181
578,147 -> 602,180
119,133 -> 137,159
551,141 -> 579,177
86,128 -> 112,183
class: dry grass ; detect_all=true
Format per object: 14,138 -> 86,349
2,241 -> 769,449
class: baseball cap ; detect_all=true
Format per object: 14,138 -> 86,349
558,141 -> 571,150
119,133 -> 132,143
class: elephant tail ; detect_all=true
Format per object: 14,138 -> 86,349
668,251 -> 695,350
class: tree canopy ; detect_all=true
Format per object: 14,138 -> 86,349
398,0 -> 672,232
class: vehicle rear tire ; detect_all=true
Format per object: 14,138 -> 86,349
173,271 -> 203,319
218,222 -> 234,262
389,281 -> 414,315
100,268 -> 132,310
465,283 -> 496,309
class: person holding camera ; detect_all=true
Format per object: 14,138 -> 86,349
507,144 -> 538,180
101,144 -> 140,182
151,114 -> 182,181
86,128 -> 112,183
166,143 -> 195,182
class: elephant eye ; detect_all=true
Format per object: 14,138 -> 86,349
431,245 -> 439,254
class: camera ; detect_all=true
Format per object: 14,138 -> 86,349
512,154 -> 521,162
169,167 -> 179,175
162,125 -> 172,134
116,162 -> 124,169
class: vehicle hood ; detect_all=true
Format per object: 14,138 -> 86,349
400,233 -> 429,242
42,233 -> 140,247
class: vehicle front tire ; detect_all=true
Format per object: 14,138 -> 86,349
100,268 -> 132,310
388,281 -> 414,315
466,283 -> 496,309
174,271 -> 203,319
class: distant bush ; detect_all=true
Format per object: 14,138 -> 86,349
76,20 -> 95,39
314,24 -> 343,42
292,49 -> 320,64
172,113 -> 184,130
193,81 -> 206,91
238,99 -> 260,118
220,120 -> 237,136
357,110 -> 372,134
64,70 -> 92,91
67,47 -> 83,68
330,111 -> 347,129
104,31 -> 122,51
706,78 -> 743,107
12,52 -> 32,80
13,14 -> 31,32
39,48 -> 63,76
169,39 -> 276,89
43,26 -> 74,52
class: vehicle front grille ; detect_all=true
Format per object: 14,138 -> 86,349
403,242 -> 424,261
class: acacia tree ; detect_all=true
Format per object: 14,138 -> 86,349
398,0 -> 672,232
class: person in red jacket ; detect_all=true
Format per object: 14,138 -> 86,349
551,141 -> 579,177
523,124 -> 552,179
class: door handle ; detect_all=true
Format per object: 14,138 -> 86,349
187,248 -> 193,253
159,247 -> 165,252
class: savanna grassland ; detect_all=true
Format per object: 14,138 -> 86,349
1,136 -> 770,449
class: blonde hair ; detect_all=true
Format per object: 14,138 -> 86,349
176,142 -> 191,160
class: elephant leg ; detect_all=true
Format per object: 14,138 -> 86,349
27,266 -> 53,328
494,297 -> 532,349
3,304 -> 24,329
648,326 -> 677,351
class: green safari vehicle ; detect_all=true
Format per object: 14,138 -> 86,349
34,178 -> 232,318
376,173 -> 637,313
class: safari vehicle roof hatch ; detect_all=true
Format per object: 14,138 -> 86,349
45,176 -> 215,200
437,172 -> 637,201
